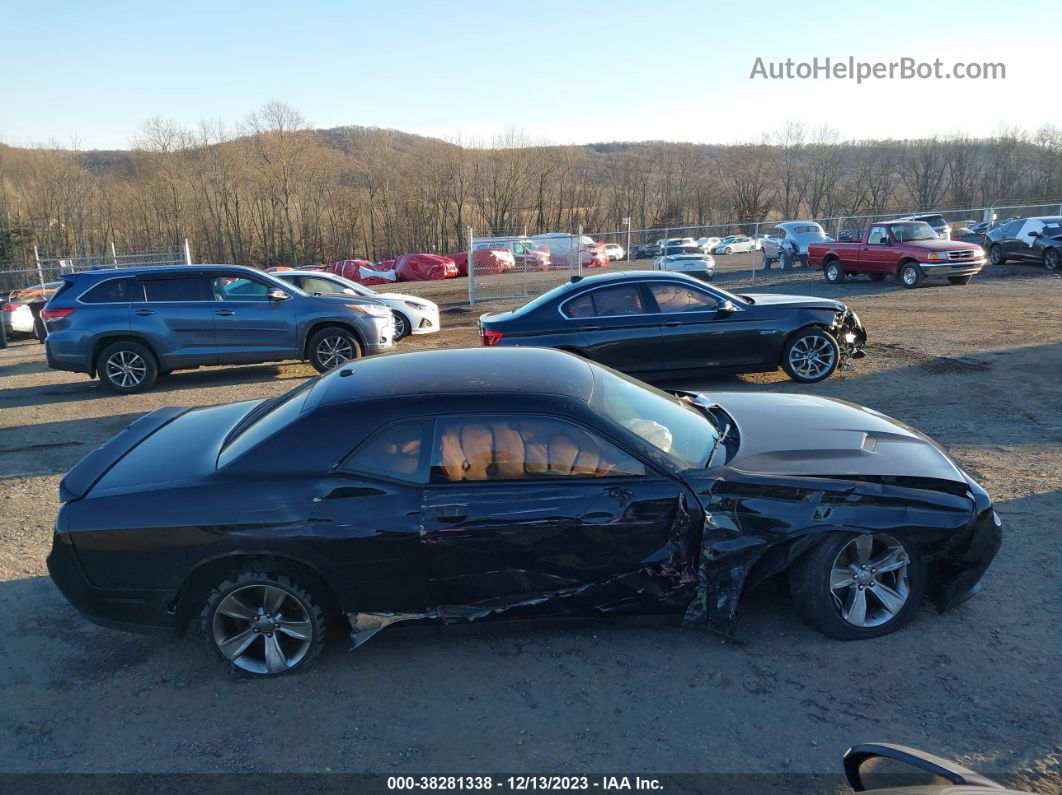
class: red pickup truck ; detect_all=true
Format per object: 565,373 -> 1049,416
807,221 -> 986,288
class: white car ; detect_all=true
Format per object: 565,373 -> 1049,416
273,270 -> 440,340
711,235 -> 758,255
2,300 -> 36,336
696,236 -> 721,253
604,243 -> 625,261
653,244 -> 715,279
751,234 -> 769,250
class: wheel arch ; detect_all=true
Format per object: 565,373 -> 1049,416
90,334 -> 161,378
302,320 -> 366,360
779,322 -> 836,361
174,551 -> 344,635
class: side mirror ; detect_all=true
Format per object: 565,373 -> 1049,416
1028,230 -> 1040,238
843,743 -> 1002,792
717,300 -> 735,316
267,289 -> 291,301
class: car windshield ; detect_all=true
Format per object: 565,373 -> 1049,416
589,365 -> 719,469
889,222 -> 938,242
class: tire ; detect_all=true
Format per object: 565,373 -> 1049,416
780,250 -> 794,270
761,254 -> 772,270
899,262 -> 923,289
781,328 -> 840,383
989,244 -> 1005,266
823,260 -> 845,284
790,532 -> 927,640
97,340 -> 158,393
202,569 -> 325,677
308,326 -> 362,373
948,275 -> 972,285
723,247 -> 732,255
1044,248 -> 1060,272
868,273 -> 886,282
392,311 -> 410,341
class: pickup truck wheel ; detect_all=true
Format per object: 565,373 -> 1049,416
948,275 -> 972,285
308,327 -> 362,373
989,244 -> 1006,266
868,273 -> 886,282
1044,248 -> 1059,272
97,341 -> 158,394
780,250 -> 794,270
790,532 -> 927,640
782,329 -> 839,383
824,261 -> 845,283
899,262 -> 923,289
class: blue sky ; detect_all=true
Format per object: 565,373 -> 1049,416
1,0 -> 1057,149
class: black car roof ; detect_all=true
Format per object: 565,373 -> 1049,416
305,347 -> 595,408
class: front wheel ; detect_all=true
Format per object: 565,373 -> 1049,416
392,311 -> 410,340
989,244 -> 1005,266
723,247 -> 732,255
308,327 -> 362,372
781,328 -> 839,383
790,532 -> 927,640
780,250 -> 794,270
97,340 -> 158,393
899,262 -> 923,289
203,569 -> 325,677
1044,248 -> 1059,272
948,275 -> 972,285
824,261 -> 845,284
761,254 -> 772,270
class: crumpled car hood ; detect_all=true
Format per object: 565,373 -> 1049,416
741,293 -> 846,311
708,391 -> 966,483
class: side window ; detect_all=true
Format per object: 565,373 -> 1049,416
211,276 -> 272,302
339,419 -> 433,483
514,243 -> 525,254
867,226 -> 889,245
649,283 -> 718,313
588,284 -> 646,316
564,292 -> 595,318
142,277 -> 205,302
1001,220 -> 1022,238
80,277 -> 142,303
431,415 -> 645,482
301,277 -> 347,295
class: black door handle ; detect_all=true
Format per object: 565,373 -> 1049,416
133,309 -> 154,316
215,309 -> 236,316
432,505 -> 468,523
662,320 -> 681,327
580,325 -> 600,332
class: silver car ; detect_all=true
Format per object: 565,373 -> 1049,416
761,221 -> 833,269
710,235 -> 757,255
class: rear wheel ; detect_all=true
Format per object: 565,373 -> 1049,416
899,262 -> 923,289
781,328 -> 839,383
824,260 -> 845,284
790,532 -> 927,640
1044,248 -> 1059,272
989,244 -> 1005,266
97,340 -> 157,393
948,275 -> 972,285
308,327 -> 362,372
203,569 -> 325,677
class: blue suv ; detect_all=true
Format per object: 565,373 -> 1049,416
43,265 -> 396,393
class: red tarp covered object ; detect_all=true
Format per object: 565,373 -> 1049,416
448,249 -> 516,277
394,254 -> 459,282
330,260 -> 397,286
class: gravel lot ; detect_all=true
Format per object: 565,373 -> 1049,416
0,262 -> 1059,791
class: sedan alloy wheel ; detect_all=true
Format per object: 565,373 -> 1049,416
829,534 -> 911,628
786,333 -> 836,381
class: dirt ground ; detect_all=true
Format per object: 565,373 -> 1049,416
0,262 -> 1059,791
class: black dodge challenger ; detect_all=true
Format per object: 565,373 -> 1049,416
479,271 -> 867,383
48,348 -> 1000,677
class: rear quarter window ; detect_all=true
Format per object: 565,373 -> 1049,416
80,277 -> 142,303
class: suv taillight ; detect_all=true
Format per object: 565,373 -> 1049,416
41,307 -> 75,320
2,303 -> 18,312
482,329 -> 504,346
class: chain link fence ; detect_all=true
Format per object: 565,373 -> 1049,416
0,241 -> 192,295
